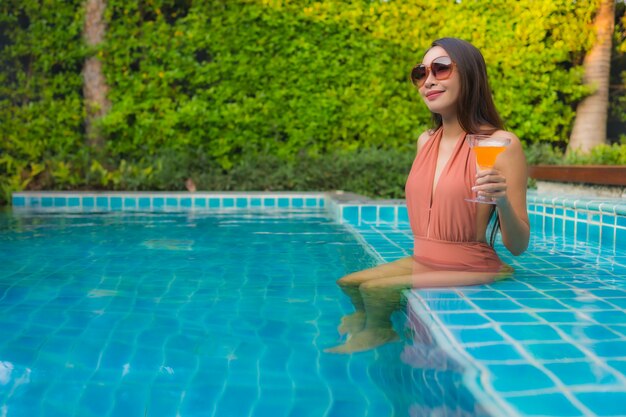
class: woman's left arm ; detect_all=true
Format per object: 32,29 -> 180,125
475,132 -> 530,255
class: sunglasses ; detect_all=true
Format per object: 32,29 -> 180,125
410,56 -> 455,87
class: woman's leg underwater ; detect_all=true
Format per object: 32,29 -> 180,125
328,267 -> 507,353
335,256 -> 414,334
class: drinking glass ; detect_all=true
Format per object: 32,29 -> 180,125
465,134 -> 511,204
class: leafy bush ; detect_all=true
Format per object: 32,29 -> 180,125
524,141 -> 626,165
0,0 -> 608,204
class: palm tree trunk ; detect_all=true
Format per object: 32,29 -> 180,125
83,0 -> 110,150
567,0 -> 615,154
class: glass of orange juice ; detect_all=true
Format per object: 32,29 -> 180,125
466,134 -> 511,204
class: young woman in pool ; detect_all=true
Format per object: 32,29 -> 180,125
327,37 -> 530,353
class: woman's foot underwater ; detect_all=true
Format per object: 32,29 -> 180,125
337,311 -> 366,335
325,327 -> 400,354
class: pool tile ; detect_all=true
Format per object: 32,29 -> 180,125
487,364 -> 555,392
379,206 -> 395,223
557,324 -> 622,341
470,299 -> 522,311
138,197 -> 151,208
504,393 -> 584,417
95,196 -> 108,208
124,197 -> 136,209
546,361 -> 619,386
500,324 -> 563,342
589,340 -> 626,358
342,206 -> 358,224
447,327 -> 506,344
361,206 -> 377,223
464,343 -> 523,361
576,391 -> 626,416
524,342 -> 586,361
110,197 -> 122,209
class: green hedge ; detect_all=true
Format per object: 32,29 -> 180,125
0,0 -> 605,204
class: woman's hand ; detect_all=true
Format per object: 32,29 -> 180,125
472,168 -> 508,205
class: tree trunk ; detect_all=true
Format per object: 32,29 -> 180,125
567,0 -> 615,154
83,0 -> 110,150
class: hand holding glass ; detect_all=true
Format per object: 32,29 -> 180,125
466,135 -> 511,204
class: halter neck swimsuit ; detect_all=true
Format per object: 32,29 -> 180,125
405,128 -> 504,272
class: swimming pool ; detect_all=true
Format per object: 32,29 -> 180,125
6,191 -> 626,417
1,193 -> 487,417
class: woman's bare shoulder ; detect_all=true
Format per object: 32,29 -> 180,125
416,129 -> 436,151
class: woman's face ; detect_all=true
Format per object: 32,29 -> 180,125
418,46 -> 460,117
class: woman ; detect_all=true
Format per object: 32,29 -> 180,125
327,38 -> 530,353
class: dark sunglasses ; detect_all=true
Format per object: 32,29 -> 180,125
410,56 -> 455,87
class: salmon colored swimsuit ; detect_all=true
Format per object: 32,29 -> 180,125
405,128 -> 504,273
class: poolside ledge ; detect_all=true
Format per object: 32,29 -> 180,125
529,165 -> 626,199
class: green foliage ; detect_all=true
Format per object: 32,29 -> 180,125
524,141 -> 626,165
0,0 -> 612,204
100,146 -> 415,199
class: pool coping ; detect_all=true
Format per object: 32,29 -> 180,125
10,190 -> 626,417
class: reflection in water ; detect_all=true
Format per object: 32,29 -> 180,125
368,308 -> 493,417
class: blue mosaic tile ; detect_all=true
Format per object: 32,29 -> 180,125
448,327 -> 506,344
546,361 -> 619,386
504,393 -> 584,417
488,364 -> 555,392
500,324 -> 562,341
361,206 -> 376,222
110,197 -> 122,209
223,198 -> 234,208
251,198 -> 262,207
12,196 -> 25,206
469,299 -> 522,311
464,343 -> 523,361
236,197 -> 247,208
525,342 -> 586,360
83,197 -> 95,207
277,198 -> 289,208
397,206 -> 408,223
193,197 -> 206,208
96,196 -> 108,208
124,197 -> 136,208
590,340 -> 626,358
576,391 -> 626,416
436,313 -> 490,327
483,312 -> 540,323
379,206 -> 395,223
166,197 -> 178,207
342,206 -> 358,224
181,197 -> 192,208
209,198 -> 220,208
292,197 -> 303,208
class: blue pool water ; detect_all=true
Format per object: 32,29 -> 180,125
0,207 -> 482,417
6,191 -> 626,417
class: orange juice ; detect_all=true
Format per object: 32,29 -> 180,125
473,146 -> 506,169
